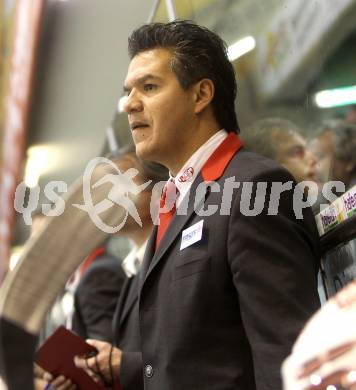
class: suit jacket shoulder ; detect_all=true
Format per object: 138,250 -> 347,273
72,255 -> 126,342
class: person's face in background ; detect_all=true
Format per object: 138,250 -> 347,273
274,131 -> 317,183
310,130 -> 352,188
346,107 -> 356,124
309,130 -> 333,185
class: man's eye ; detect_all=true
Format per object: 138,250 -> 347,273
144,84 -> 156,92
290,146 -> 306,158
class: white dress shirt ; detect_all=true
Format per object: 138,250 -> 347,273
121,241 -> 148,278
170,129 -> 228,207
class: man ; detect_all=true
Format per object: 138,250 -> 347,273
116,20 -> 320,390
36,242 -> 124,390
242,117 -> 317,183
44,146 -> 167,390
346,105 -> 356,124
310,120 -> 356,190
70,241 -> 125,343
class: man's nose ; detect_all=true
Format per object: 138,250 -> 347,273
307,148 -> 317,168
123,91 -> 143,114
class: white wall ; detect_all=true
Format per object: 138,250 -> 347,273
29,0 -> 155,186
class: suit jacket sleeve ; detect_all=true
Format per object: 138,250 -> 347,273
72,257 -> 126,342
120,351 -> 143,390
228,167 -> 320,390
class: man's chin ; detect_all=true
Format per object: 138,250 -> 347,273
135,142 -> 159,163
135,143 -> 149,159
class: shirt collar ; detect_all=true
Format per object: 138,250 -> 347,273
170,129 -> 228,206
201,131 -> 243,182
121,240 -> 148,278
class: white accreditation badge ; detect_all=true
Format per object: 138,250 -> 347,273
180,219 -> 204,250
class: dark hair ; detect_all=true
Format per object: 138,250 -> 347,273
106,144 -> 168,186
128,20 -> 239,133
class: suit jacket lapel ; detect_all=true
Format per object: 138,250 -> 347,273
113,274 -> 141,345
139,230 -> 156,290
118,275 -> 139,328
113,276 -> 131,343
143,174 -> 206,282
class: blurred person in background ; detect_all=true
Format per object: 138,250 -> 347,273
309,121 -> 356,306
310,119 -> 356,191
345,105 -> 356,124
36,240 -> 123,390
43,145 -> 167,390
70,240 -> 125,343
242,117 -> 326,303
242,117 -> 318,184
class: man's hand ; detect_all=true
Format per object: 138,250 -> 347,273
34,364 -> 75,390
42,372 -> 77,390
74,339 -> 122,385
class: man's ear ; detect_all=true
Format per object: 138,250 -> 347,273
193,78 -> 215,114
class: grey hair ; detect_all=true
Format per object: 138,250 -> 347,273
242,117 -> 302,159
317,119 -> 356,163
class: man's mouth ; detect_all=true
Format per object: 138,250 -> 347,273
130,121 -> 149,131
307,171 -> 317,180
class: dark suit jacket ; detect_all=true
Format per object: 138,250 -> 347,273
113,274 -> 143,390
72,255 -> 126,342
138,134 -> 321,390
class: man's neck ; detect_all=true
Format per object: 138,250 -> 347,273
169,123 -> 221,176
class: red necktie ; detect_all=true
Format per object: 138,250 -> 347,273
156,179 -> 178,249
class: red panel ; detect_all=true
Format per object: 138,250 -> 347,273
0,0 -> 46,281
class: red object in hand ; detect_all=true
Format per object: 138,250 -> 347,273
36,326 -> 105,390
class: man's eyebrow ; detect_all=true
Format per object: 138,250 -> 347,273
123,74 -> 162,92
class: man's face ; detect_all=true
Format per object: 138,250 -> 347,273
309,131 -> 334,184
275,131 -> 317,183
123,48 -> 197,171
310,130 -> 350,186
